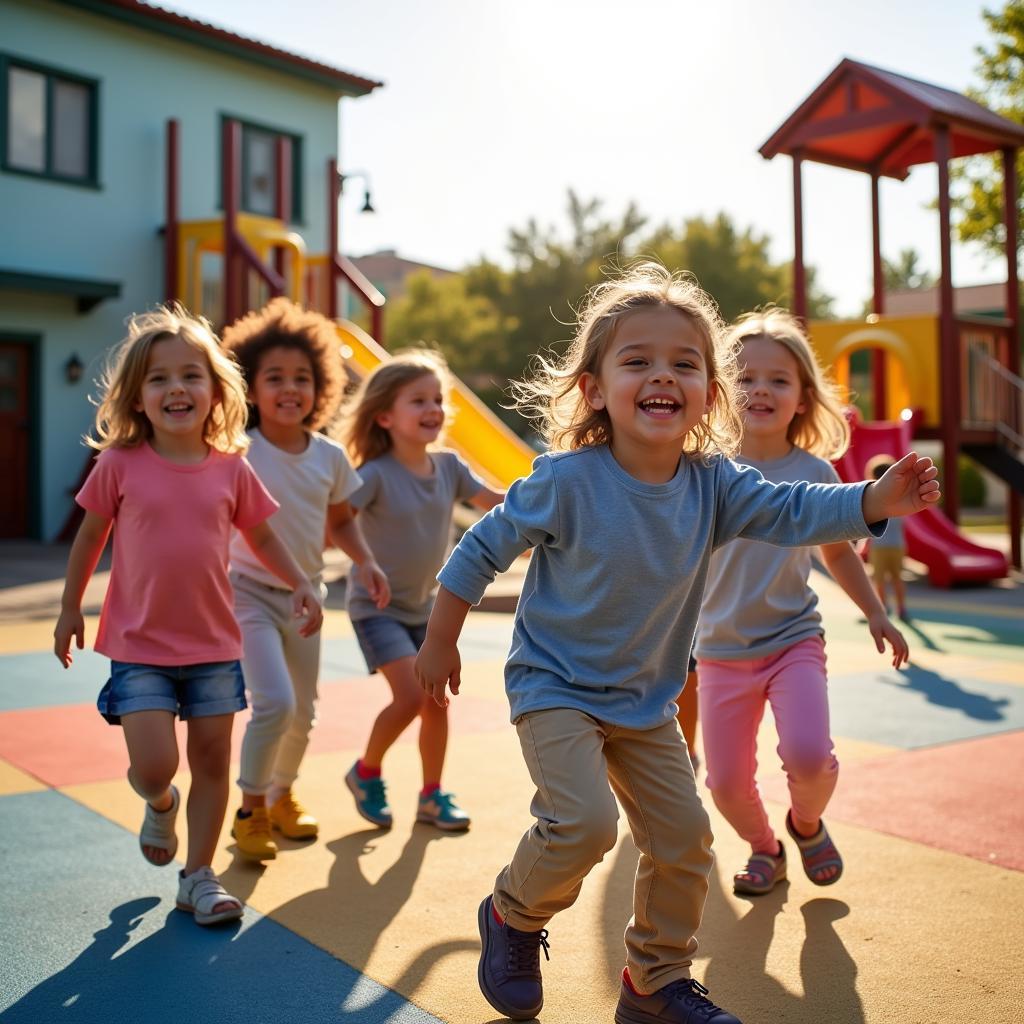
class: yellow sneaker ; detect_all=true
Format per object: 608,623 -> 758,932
231,807 -> 278,861
268,792 -> 319,840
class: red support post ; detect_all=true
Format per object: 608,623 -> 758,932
870,170 -> 887,419
274,136 -> 292,281
327,157 -> 339,319
1002,146 -> 1021,569
792,152 -> 807,322
936,125 -> 960,524
222,119 -> 241,326
165,119 -> 179,305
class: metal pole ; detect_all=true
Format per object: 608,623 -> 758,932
165,119 -> 179,305
1002,146 -> 1021,568
792,151 -> 807,322
222,119 -> 240,326
870,170 -> 887,419
936,125 -> 960,524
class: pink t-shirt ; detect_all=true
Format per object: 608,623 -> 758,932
77,444 -> 278,665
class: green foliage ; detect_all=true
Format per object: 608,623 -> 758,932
859,248 -> 936,315
937,454 -> 988,508
385,193 -> 832,431
951,0 -> 1024,259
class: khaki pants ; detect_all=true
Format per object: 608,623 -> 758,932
494,707 -> 714,994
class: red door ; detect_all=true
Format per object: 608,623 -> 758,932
0,343 -> 31,537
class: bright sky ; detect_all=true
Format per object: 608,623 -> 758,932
170,0 -> 1007,316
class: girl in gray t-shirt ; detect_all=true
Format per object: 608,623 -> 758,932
341,350 -> 503,833
695,309 -> 908,898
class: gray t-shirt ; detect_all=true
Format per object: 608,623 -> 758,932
348,450 -> 484,624
229,429 -> 362,586
695,445 -> 841,661
439,445 -> 880,730
873,515 -> 904,549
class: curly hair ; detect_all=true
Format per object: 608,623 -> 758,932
89,304 -> 249,453
340,349 -> 453,467
221,297 -> 347,431
511,261 -> 744,459
726,307 -> 850,460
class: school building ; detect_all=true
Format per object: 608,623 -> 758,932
0,0 -> 381,541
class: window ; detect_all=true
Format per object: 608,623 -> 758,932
2,56 -> 99,186
220,116 -> 303,221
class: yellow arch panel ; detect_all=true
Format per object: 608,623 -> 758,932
808,315 -> 940,426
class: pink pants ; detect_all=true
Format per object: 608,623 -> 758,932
697,635 -> 837,853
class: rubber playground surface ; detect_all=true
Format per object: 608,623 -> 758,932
1,543 -> 1022,1023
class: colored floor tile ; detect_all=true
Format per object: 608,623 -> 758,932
0,789 -> 442,1023
825,665 -> 1024,748
761,730 -> 1024,871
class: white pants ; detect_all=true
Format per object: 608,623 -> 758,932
232,572 -> 325,795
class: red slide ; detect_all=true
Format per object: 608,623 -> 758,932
833,416 -> 1009,588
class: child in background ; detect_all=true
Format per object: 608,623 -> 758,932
866,454 -> 908,619
221,299 -> 389,862
415,264 -> 938,1024
694,309 -> 908,898
53,306 -> 322,925
341,350 -> 503,832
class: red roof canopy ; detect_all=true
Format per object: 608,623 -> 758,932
760,58 -> 1024,178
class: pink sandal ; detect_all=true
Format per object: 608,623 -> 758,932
733,844 -> 786,895
786,811 -> 843,886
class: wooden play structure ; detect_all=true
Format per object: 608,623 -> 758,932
761,58 -> 1024,581
162,118 -> 534,492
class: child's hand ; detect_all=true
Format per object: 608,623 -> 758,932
291,581 -> 324,637
54,609 -> 85,668
414,637 -> 461,708
867,611 -> 909,669
862,452 -> 940,524
359,560 -> 391,610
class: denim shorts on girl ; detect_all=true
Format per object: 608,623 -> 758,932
97,660 -> 247,725
352,615 -> 428,673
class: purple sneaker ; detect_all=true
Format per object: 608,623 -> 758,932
615,971 -> 742,1023
477,895 -> 549,1020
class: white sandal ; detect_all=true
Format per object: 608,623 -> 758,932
139,784 -> 179,866
176,866 -> 244,926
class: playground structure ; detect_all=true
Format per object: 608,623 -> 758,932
762,58 -> 1024,581
162,119 -> 534,491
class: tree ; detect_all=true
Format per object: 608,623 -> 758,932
640,212 -> 834,320
883,248 -> 936,291
951,0 -> 1024,259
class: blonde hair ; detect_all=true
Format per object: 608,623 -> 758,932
341,348 -> 453,467
221,297 -> 347,432
89,304 -> 249,453
727,307 -> 850,460
512,262 -> 744,458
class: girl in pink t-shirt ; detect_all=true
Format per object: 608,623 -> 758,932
54,305 -> 323,927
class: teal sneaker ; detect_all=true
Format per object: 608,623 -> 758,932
345,762 -> 392,828
417,787 -> 471,831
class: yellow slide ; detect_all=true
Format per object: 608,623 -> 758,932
336,320 -> 536,490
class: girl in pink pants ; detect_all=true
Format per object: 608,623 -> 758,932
694,309 -> 909,895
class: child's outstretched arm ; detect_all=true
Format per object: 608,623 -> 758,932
862,452 -> 940,523
241,521 -> 324,637
415,587 -> 472,708
819,541 -> 909,668
54,511 -> 112,667
470,486 -> 505,512
326,501 -> 390,609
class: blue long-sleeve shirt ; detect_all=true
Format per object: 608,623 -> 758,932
438,444 -> 882,729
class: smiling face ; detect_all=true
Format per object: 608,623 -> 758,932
579,305 -> 716,478
135,333 -> 216,446
376,371 -> 445,450
737,336 -> 807,452
250,346 -> 316,432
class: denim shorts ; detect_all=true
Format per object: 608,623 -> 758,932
352,615 -> 428,673
97,660 -> 247,725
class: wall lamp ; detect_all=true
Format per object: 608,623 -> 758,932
65,353 -> 84,384
338,170 -> 375,214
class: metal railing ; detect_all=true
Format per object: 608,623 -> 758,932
965,343 -> 1024,450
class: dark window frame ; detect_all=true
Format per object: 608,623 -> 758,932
0,53 -> 100,188
218,113 -> 304,224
